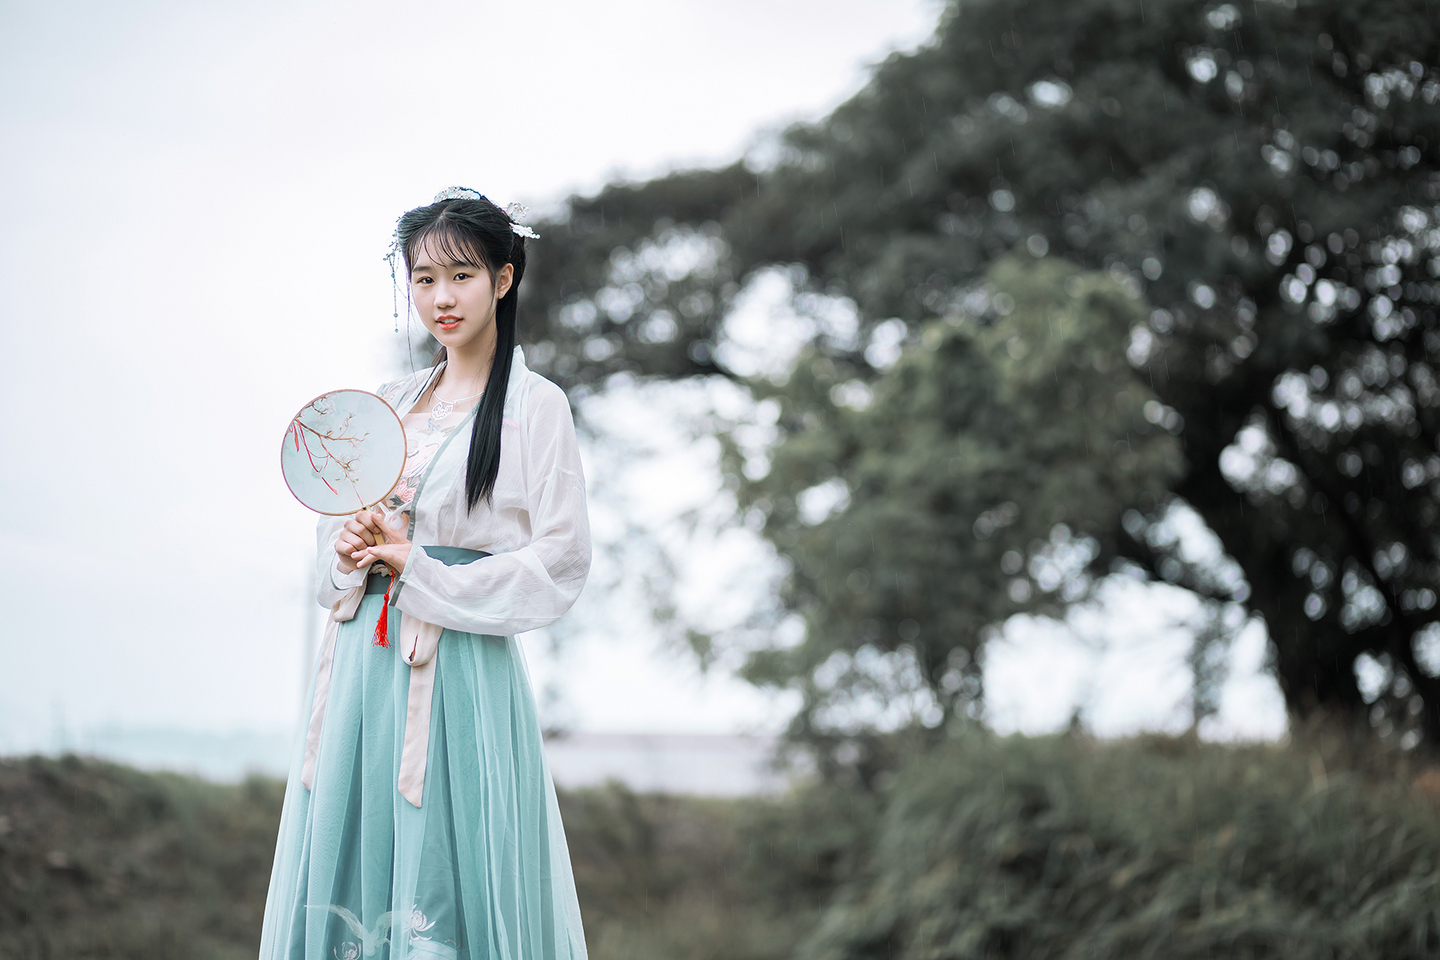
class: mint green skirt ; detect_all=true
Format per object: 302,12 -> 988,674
259,593 -> 588,959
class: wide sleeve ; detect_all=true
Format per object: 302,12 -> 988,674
315,513 -> 366,608
390,379 -> 591,636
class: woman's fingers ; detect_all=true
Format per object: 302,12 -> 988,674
358,509 -> 410,543
345,516 -> 377,546
355,512 -> 386,537
337,512 -> 410,575
336,531 -> 367,555
364,542 -> 410,571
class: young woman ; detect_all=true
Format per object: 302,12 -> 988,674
260,188 -> 591,959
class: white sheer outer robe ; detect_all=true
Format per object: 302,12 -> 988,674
321,344 -> 590,632
306,345 -> 591,807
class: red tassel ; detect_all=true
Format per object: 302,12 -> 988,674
373,576 -> 393,647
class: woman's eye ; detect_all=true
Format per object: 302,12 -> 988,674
454,273 -> 469,281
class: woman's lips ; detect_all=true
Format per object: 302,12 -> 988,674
437,316 -> 461,330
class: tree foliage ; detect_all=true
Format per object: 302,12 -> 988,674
521,0 -> 1440,742
727,256 -> 1181,748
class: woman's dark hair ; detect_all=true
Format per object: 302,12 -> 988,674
394,194 -> 527,511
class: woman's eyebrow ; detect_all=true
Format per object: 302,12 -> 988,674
412,260 -> 480,273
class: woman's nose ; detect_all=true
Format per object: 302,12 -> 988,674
434,282 -> 456,307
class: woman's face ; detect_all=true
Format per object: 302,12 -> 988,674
408,233 -> 513,357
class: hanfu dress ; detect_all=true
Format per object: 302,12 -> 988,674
260,346 -> 591,960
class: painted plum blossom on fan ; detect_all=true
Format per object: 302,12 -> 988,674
281,389 -> 406,516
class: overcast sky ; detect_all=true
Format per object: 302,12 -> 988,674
0,0 -> 1286,756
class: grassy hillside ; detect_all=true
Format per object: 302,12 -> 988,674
0,755 -> 811,960
3,730 -> 1438,959
0,754 -> 283,959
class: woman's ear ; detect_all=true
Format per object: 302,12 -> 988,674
496,262 -> 515,300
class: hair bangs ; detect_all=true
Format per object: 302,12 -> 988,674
405,215 -> 493,276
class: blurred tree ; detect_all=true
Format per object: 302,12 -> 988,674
522,0 -> 1440,743
723,256 -> 1181,759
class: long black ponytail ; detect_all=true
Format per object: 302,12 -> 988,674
394,192 -> 528,511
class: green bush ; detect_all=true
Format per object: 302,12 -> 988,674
793,729 -> 1440,960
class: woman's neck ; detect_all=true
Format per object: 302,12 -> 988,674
437,330 -> 497,398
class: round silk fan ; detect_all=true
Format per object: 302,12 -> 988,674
281,389 -> 406,516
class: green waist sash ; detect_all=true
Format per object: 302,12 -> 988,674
365,546 -> 492,594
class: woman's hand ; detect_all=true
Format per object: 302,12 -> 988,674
353,510 -> 412,575
334,510 -> 381,575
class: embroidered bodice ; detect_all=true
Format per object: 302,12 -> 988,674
377,410 -> 463,527
366,403 -> 470,577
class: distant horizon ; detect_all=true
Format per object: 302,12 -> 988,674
8,723 -> 801,796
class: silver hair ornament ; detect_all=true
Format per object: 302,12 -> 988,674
433,186 -> 485,202
504,202 -> 540,239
